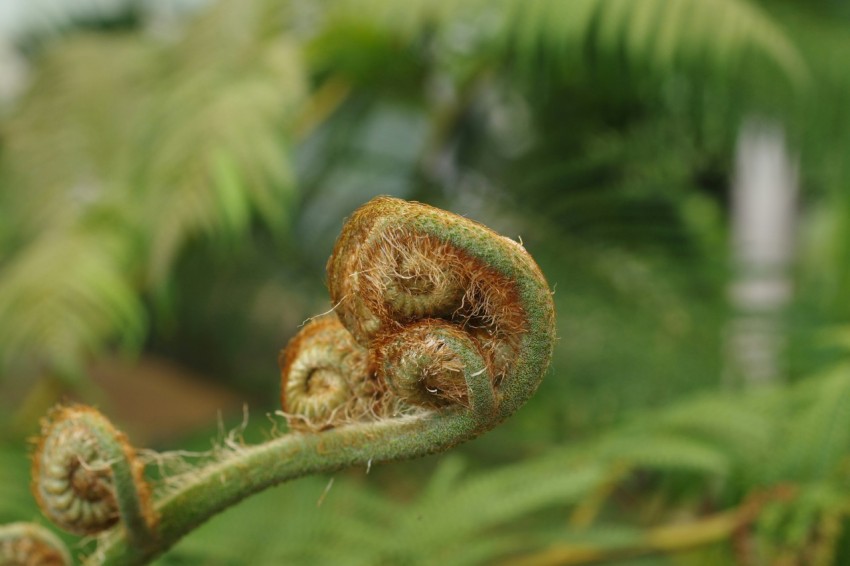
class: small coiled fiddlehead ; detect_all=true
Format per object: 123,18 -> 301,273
376,320 -> 478,409
0,522 -> 70,566
279,314 -> 375,430
16,197 -> 554,565
31,406 -> 156,547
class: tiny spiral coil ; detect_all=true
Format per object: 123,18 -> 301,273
0,523 -> 70,566
329,225 -> 468,345
374,231 -> 468,321
31,406 -> 152,536
375,320 -> 473,409
279,314 -> 376,430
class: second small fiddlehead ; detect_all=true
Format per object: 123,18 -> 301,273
0,522 -> 70,566
375,320 -> 487,411
279,314 -> 375,430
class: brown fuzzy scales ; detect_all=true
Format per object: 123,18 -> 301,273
327,198 -> 531,393
31,406 -> 154,537
278,196 -> 549,428
374,320 -> 472,408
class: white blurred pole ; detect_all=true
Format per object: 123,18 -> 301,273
0,40 -> 27,109
726,120 -> 797,387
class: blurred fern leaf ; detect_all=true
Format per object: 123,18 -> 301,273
0,0 -> 305,377
327,0 -> 806,83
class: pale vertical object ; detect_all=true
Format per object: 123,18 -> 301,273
0,41 -> 28,108
727,120 -> 797,386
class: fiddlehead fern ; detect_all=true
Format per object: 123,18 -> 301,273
0,523 -> 70,566
31,406 -> 156,546
279,314 -> 375,430
20,197 -> 554,565
326,196 -> 555,419
375,319 -> 486,411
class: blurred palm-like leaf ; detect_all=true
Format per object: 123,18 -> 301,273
323,0 -> 805,82
0,0 -> 305,379
0,0 -> 806,387
0,221 -> 145,378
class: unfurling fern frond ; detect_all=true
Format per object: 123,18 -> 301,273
1,196 -> 555,565
0,522 -> 70,566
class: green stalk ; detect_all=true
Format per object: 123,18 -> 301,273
97,326 -> 496,564
97,412 -> 481,563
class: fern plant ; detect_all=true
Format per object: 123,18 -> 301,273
321,0 -> 805,81
4,1 -> 844,564
7,200 -> 849,565
0,196 -> 556,564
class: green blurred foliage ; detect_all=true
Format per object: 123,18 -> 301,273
2,0 -> 850,564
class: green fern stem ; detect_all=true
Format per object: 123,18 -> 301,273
98,395 -> 485,563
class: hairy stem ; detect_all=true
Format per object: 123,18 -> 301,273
98,328 -> 494,563
95,412 -> 477,564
